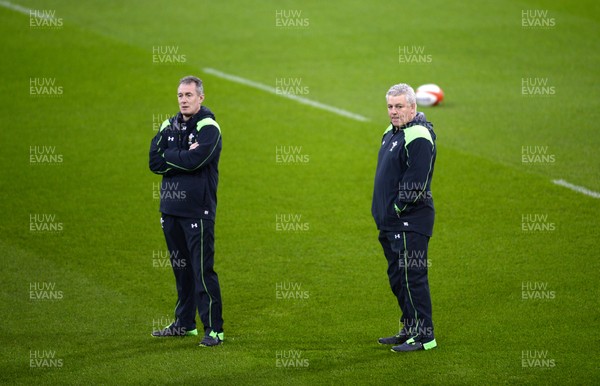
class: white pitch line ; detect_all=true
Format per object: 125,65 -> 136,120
0,0 -> 30,16
203,68 -> 370,122
552,179 -> 600,199
0,0 -> 53,19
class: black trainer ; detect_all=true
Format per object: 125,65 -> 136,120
151,324 -> 198,337
378,333 -> 408,345
199,330 -> 224,347
391,337 -> 437,352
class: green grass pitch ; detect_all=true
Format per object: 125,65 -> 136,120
1,0 -> 599,384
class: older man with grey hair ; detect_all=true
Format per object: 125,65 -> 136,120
372,83 -> 438,352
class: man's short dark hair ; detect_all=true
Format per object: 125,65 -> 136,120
179,75 -> 204,95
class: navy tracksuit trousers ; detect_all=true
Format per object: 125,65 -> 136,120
161,214 -> 223,333
379,230 -> 434,341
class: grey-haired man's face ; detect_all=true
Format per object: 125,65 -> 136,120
177,82 -> 204,119
387,94 -> 416,127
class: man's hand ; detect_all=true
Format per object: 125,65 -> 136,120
189,143 -> 199,150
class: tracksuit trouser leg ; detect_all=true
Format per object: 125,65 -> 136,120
161,214 -> 224,333
379,230 -> 434,342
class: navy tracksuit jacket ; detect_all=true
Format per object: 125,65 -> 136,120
372,112 -> 437,342
149,106 -> 224,334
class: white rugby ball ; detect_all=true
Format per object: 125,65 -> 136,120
416,84 -> 444,107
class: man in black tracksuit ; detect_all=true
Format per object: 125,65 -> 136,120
149,76 -> 224,347
372,83 -> 437,352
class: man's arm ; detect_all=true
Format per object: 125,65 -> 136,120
394,136 -> 435,216
163,125 -> 221,171
149,120 -> 179,176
